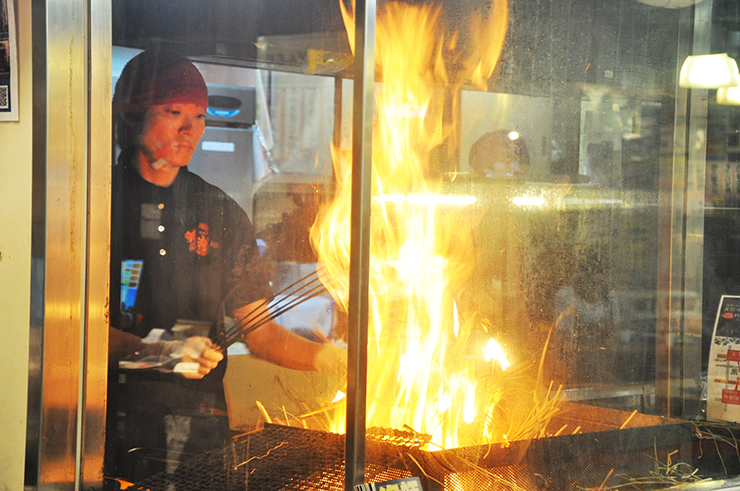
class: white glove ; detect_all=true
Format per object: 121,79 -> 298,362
160,336 -> 213,359
313,342 -> 347,374
157,336 -> 222,379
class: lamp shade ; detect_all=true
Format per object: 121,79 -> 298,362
635,0 -> 705,7
679,53 -> 740,89
717,86 -> 740,105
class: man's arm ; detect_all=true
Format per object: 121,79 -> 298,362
109,326 -> 223,379
235,300 -> 345,373
109,326 -> 145,363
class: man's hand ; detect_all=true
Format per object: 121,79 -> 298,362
165,336 -> 224,379
236,299 -> 346,373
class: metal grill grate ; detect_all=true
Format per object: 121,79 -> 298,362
127,424 -> 417,491
126,406 -> 701,491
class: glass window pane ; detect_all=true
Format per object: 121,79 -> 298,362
108,1 -> 349,485
104,0 -> 740,489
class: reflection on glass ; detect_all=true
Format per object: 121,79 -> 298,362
106,50 -> 345,485
101,0 -> 740,488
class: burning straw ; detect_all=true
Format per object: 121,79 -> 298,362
582,447 -> 710,490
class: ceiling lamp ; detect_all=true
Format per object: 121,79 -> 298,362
635,0 -> 705,7
717,86 -> 740,105
679,53 -> 740,89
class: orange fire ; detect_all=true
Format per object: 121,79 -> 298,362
311,0 -> 511,448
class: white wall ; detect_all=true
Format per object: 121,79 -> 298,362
269,71 -> 335,178
0,0 -> 32,488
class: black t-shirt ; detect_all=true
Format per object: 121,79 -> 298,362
110,154 -> 273,385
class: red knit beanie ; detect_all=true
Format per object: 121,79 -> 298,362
113,49 -> 208,114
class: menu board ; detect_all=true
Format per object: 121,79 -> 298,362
355,477 -> 423,491
707,295 -> 740,422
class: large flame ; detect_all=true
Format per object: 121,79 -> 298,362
311,0 -> 512,448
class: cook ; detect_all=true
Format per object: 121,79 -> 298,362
468,130 -> 530,178
105,49 -> 345,483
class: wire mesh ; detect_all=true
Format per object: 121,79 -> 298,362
125,411 -> 697,491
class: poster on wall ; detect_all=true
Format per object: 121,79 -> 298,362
0,0 -> 17,122
707,295 -> 740,423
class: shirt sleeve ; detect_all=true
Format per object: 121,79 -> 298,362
222,202 -> 274,315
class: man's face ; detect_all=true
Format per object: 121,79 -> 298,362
137,103 -> 206,168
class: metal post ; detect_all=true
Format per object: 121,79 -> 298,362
82,0 -> 113,487
681,0 -> 712,419
656,0 -> 711,418
345,0 -> 376,489
29,0 -> 111,488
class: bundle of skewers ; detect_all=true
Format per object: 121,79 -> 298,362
213,265 -> 337,352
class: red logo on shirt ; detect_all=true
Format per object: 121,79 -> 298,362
184,223 -> 219,256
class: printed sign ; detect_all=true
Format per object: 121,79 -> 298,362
722,388 -> 740,405
355,477 -> 423,491
0,0 -> 17,121
729,350 -> 740,362
707,295 -> 740,422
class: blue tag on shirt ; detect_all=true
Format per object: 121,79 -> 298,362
121,260 -> 143,310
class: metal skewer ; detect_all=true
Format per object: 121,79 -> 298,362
215,265 -> 341,351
